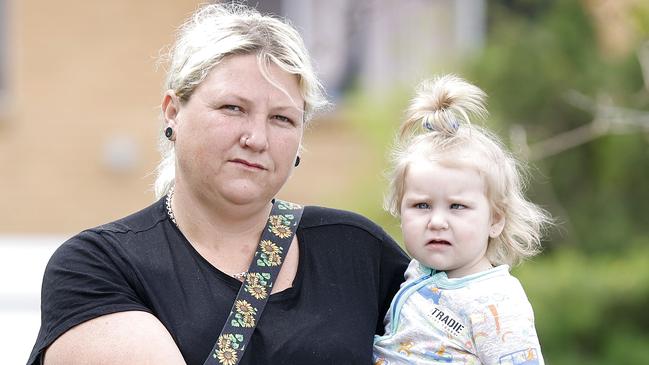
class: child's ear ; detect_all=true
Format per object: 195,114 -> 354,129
489,213 -> 506,238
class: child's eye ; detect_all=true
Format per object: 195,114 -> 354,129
414,203 -> 430,209
450,203 -> 466,210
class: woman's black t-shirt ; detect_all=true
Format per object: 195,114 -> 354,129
27,198 -> 409,365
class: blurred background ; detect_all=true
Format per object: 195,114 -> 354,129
1,0 -> 648,363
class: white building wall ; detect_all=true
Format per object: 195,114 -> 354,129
1,236 -> 63,364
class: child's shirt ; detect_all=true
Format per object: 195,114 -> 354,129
373,260 -> 544,365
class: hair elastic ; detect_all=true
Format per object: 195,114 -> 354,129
423,116 -> 434,131
422,115 -> 460,132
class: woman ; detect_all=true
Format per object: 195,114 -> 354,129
27,3 -> 408,365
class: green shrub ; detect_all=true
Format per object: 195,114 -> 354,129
515,245 -> 649,364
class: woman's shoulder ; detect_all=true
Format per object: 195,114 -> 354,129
54,198 -> 169,257
91,197 -> 169,235
301,205 -> 390,239
299,205 -> 408,273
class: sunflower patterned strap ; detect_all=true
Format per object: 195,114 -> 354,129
204,199 -> 304,365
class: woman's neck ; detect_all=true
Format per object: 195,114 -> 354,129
169,184 -> 273,252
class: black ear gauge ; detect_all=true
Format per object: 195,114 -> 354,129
294,156 -> 301,167
165,127 -> 174,140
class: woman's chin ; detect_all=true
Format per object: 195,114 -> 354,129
219,185 -> 275,206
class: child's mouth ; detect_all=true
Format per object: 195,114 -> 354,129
427,239 -> 451,246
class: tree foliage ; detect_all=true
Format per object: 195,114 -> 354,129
467,1 -> 649,362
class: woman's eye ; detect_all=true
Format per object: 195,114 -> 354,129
223,105 -> 242,112
272,115 -> 293,124
415,203 -> 430,209
450,203 -> 466,210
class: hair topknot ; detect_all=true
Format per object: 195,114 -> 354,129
400,74 -> 488,138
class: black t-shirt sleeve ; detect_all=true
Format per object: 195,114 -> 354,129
27,230 -> 152,365
375,229 -> 409,335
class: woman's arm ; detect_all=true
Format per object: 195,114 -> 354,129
44,311 -> 187,365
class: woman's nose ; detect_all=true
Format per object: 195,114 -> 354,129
240,114 -> 269,151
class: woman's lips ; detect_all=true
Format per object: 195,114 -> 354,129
231,159 -> 266,170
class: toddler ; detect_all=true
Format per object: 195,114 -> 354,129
373,75 -> 551,365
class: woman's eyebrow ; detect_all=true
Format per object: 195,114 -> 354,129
271,105 -> 303,115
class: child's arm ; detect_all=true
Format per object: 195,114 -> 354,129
469,294 -> 544,365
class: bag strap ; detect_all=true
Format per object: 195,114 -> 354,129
203,199 -> 304,365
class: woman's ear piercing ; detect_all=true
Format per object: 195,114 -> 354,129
294,156 -> 301,167
165,127 -> 174,140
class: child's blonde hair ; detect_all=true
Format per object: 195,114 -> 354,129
385,75 -> 551,267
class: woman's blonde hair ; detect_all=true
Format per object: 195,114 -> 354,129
154,3 -> 328,198
385,74 -> 551,267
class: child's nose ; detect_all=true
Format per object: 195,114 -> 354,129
427,210 -> 449,230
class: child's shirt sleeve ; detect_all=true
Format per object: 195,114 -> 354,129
468,278 -> 544,365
